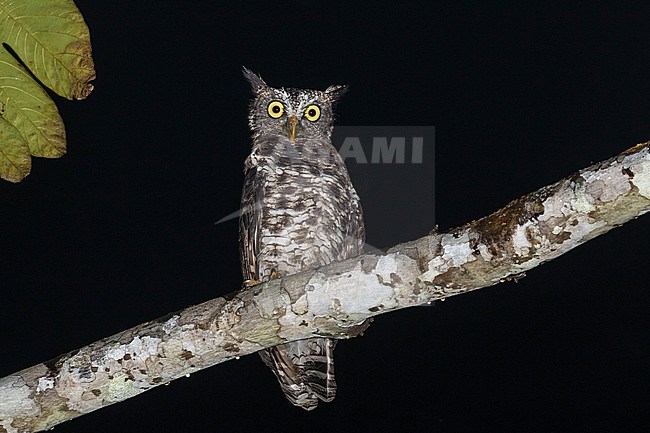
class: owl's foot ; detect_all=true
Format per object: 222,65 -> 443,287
242,271 -> 281,288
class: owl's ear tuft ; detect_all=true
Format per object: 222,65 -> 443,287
242,66 -> 267,93
325,84 -> 348,103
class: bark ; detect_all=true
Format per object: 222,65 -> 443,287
1,141 -> 649,433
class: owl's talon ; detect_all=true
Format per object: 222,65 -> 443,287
243,279 -> 262,288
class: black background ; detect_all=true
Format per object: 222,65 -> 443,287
2,1 -> 649,432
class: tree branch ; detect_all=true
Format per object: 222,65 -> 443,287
2,141 -> 649,433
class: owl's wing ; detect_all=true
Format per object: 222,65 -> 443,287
239,163 -> 262,281
346,189 -> 366,257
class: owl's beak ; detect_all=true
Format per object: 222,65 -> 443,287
287,115 -> 299,141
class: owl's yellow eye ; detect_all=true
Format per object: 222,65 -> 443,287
267,101 -> 284,119
304,104 -> 321,122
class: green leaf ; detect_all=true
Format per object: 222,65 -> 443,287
0,46 -> 66,158
0,0 -> 95,181
0,116 -> 31,182
0,0 -> 95,100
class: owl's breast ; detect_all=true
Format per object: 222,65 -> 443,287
251,139 -> 357,280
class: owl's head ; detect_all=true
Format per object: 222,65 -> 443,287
243,67 -> 347,141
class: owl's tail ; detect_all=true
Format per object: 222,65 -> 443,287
259,337 -> 337,411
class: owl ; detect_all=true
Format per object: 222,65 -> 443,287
239,67 -> 365,410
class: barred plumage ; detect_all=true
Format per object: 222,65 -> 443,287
239,67 -> 365,410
